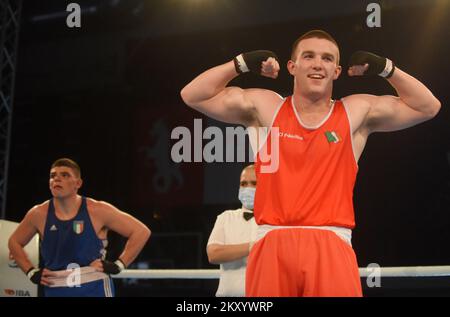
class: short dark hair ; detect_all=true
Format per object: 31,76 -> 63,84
243,164 -> 255,172
51,158 -> 81,178
291,29 -> 340,64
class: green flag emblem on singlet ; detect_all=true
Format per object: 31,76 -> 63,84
73,221 -> 84,234
325,131 -> 341,143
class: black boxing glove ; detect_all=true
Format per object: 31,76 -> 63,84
101,259 -> 125,275
26,267 -> 43,285
234,50 -> 279,75
349,51 -> 395,78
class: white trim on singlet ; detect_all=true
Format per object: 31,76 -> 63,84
291,97 -> 336,130
248,96 -> 286,159
341,98 -> 359,168
256,224 -> 352,246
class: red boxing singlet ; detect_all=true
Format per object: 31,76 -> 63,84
254,96 -> 358,228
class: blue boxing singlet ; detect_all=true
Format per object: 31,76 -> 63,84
41,196 -> 114,297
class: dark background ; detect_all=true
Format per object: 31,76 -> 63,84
4,0 -> 450,296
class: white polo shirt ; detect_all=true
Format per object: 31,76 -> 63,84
207,208 -> 258,297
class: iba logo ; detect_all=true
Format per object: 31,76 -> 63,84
4,289 -> 31,296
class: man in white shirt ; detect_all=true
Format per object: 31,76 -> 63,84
207,165 -> 258,297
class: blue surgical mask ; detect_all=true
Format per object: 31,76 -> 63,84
238,187 -> 256,210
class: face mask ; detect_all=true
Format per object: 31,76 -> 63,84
238,187 -> 256,210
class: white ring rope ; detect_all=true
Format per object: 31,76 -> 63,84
359,265 -> 450,277
113,266 -> 450,279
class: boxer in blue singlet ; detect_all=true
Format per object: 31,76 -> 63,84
8,158 -> 151,297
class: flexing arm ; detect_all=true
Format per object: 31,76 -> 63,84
348,52 -> 441,133
207,243 -> 252,265
384,67 -> 441,119
180,52 -> 280,125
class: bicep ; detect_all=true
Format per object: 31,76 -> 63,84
10,212 -> 39,247
366,95 -> 432,133
194,87 -> 256,125
102,206 -> 145,238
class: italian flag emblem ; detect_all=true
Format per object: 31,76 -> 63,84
73,221 -> 84,234
325,131 -> 342,143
